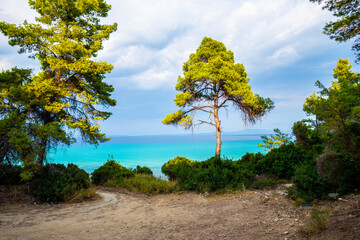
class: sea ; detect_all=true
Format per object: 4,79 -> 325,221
49,134 -> 265,178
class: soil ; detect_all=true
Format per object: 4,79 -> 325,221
0,185 -> 359,240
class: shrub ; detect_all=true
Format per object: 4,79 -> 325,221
256,143 -> 308,179
161,156 -> 194,181
113,174 -> 176,195
0,164 -> 22,185
289,161 -> 333,203
238,152 -> 264,173
134,165 -> 153,175
32,163 -> 91,203
91,160 -> 134,185
317,150 -> 360,194
302,209 -> 331,236
163,156 -> 255,192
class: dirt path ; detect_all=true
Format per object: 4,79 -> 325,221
0,188 -> 307,240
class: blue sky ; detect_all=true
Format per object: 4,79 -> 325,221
1,0 -> 359,136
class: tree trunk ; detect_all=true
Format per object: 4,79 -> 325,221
37,138 -> 47,166
214,107 -> 222,157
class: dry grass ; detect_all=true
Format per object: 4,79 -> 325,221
66,186 -> 99,203
301,208 -> 331,236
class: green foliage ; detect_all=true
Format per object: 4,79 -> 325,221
162,156 -> 255,192
289,161 -> 333,203
317,150 -> 360,194
0,0 -> 117,177
244,143 -> 308,179
303,208 -> 331,236
92,161 -> 173,195
0,164 -> 22,185
91,160 -> 134,185
288,59 -> 360,202
262,143 -> 309,178
295,59 -> 360,199
106,174 -> 176,195
32,163 -> 91,203
0,68 -> 72,180
163,37 -> 273,156
310,0 -> 360,62
258,128 -> 292,151
161,156 -> 194,181
134,165 -> 153,175
292,120 -> 323,151
304,59 -> 360,155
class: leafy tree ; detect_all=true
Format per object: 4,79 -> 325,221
310,0 -> 360,62
258,128 -> 292,151
0,0 -> 117,175
0,67 -> 74,179
162,37 -> 274,156
304,58 -> 360,155
292,119 -> 323,151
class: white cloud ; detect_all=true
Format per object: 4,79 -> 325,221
0,58 -> 12,71
269,45 -> 300,67
1,0 -> 335,90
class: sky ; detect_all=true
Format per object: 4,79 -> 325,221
1,0 -> 359,136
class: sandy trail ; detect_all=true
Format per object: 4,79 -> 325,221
0,188 -> 305,240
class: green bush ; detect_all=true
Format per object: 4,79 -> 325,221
134,165 -> 153,175
91,160 -> 134,185
32,163 -> 91,203
289,161 -> 333,203
317,151 -> 360,194
254,143 -> 308,179
161,156 -> 194,181
0,164 -> 22,185
162,156 -> 255,192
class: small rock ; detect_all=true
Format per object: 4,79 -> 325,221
328,193 -> 339,199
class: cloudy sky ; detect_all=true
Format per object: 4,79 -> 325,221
1,0 -> 359,136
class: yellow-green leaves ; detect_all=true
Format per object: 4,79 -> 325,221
163,37 -> 274,154
162,110 -> 192,130
258,128 -> 292,151
0,0 -> 117,174
174,92 -> 192,106
162,110 -> 185,125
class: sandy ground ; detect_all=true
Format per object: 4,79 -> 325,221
0,186 -> 311,240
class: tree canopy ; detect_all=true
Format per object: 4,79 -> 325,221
0,0 -> 117,178
310,0 -> 360,62
303,58 -> 360,155
162,37 -> 274,156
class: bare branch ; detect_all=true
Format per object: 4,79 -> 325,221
195,119 -> 216,127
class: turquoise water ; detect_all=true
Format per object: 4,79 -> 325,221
49,134 -> 264,177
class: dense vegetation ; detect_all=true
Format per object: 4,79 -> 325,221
161,59 -> 360,202
0,0 -> 117,180
91,160 -> 175,195
0,0 -> 359,206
